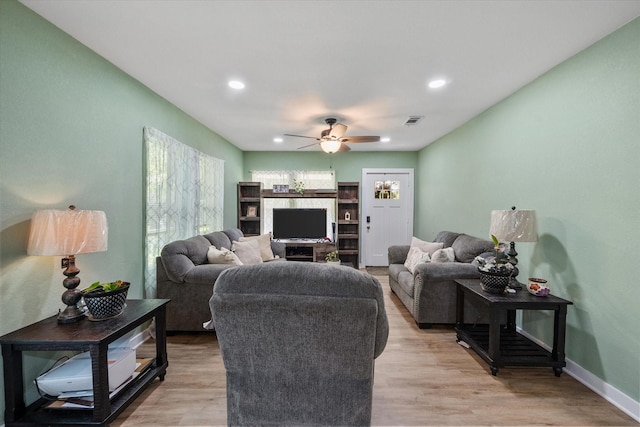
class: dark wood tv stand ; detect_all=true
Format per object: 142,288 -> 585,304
278,240 -> 336,262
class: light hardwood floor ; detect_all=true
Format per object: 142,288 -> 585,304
114,270 -> 637,426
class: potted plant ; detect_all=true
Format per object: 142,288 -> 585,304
325,250 -> 341,265
81,280 -> 130,320
293,179 -> 305,195
475,235 -> 514,294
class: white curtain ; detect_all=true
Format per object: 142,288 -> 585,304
144,126 -> 224,297
251,170 -> 335,235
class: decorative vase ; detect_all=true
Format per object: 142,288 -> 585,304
82,282 -> 129,320
326,260 -> 341,266
527,277 -> 550,296
479,270 -> 510,294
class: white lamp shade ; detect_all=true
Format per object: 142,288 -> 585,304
490,209 -> 537,242
320,139 -> 341,154
27,209 -> 108,256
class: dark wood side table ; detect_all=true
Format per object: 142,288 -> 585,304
1,299 -> 169,426
455,279 -> 572,376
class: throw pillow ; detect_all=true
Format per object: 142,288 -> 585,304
410,236 -> 444,256
404,246 -> 430,274
207,246 -> 243,265
431,247 -> 455,263
232,239 -> 263,265
238,233 -> 275,261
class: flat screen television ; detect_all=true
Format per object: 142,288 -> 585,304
272,208 -> 327,240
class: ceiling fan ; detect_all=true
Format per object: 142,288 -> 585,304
285,118 -> 380,153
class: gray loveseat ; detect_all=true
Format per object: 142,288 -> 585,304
211,261 -> 388,425
388,231 -> 494,328
156,228 -> 285,332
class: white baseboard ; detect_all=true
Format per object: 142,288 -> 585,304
517,327 -> 640,423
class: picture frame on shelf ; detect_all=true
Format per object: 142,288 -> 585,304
273,184 -> 289,193
246,206 -> 258,217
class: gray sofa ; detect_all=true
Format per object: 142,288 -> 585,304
388,231 -> 494,328
156,228 -> 286,332
211,262 -> 388,426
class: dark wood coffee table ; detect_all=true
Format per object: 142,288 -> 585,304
455,279 -> 572,376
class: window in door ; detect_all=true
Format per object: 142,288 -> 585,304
374,180 -> 400,199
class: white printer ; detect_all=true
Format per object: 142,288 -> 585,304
35,334 -> 136,397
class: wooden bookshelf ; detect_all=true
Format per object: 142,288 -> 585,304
237,182 -> 262,236
337,182 -> 360,268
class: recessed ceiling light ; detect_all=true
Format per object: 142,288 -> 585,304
228,80 -> 245,90
428,79 -> 447,89
381,137 -> 391,143
273,137 -> 283,143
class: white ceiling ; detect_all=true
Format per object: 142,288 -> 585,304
20,0 -> 640,152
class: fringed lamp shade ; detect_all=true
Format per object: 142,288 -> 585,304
27,206 -> 108,323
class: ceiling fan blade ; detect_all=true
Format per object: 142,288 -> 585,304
284,133 -> 320,140
341,136 -> 380,143
297,141 -> 320,150
329,123 -> 347,138
338,143 -> 351,152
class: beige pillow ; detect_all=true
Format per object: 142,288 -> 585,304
238,233 -> 274,261
207,246 -> 243,265
404,246 -> 430,273
431,247 -> 455,263
411,236 -> 443,256
232,239 -> 263,265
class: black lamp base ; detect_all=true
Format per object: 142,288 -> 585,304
58,255 -> 86,323
58,306 -> 86,324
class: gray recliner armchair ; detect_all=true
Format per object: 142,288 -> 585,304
210,262 -> 389,426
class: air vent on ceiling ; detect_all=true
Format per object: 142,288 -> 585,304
404,116 -> 424,126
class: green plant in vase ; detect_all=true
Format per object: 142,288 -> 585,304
81,280 -> 130,319
476,235 -> 514,294
293,179 -> 305,195
325,250 -> 340,264
476,235 -> 512,275
82,280 -> 129,295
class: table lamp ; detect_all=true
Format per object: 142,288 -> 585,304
27,205 -> 108,323
489,206 -> 537,289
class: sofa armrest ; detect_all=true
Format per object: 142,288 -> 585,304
388,245 -> 410,265
413,262 -> 479,281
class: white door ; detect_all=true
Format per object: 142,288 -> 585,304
361,168 -> 414,266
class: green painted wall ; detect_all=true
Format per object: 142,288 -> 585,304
417,18 -> 640,401
1,0 -> 638,421
243,151 -> 418,182
0,1 -> 243,418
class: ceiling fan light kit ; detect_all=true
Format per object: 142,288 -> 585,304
320,139 -> 342,154
286,118 -> 381,154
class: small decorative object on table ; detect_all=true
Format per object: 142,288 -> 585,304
476,235 -> 514,294
527,277 -> 550,296
325,250 -> 341,265
293,179 -> 305,195
82,280 -> 129,320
